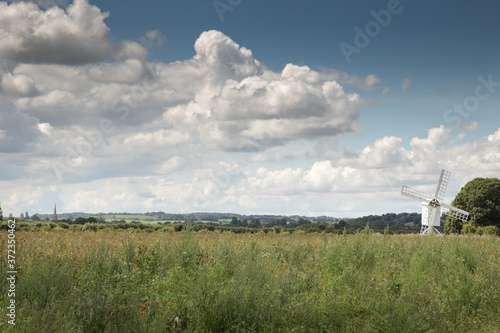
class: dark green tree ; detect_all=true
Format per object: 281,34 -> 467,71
445,177 -> 500,233
335,219 -> 347,229
248,218 -> 261,228
230,216 -> 239,226
297,218 -> 311,226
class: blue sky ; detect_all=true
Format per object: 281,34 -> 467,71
0,0 -> 499,217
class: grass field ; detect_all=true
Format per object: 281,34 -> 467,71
1,230 -> 499,332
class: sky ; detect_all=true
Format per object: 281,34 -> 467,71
0,0 -> 499,217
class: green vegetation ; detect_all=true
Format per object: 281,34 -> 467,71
445,177 -> 500,235
1,230 -> 498,332
8,211 -> 426,235
343,212 -> 421,233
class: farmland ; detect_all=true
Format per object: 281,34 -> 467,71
1,229 -> 499,332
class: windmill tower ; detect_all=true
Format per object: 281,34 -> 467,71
401,169 -> 469,235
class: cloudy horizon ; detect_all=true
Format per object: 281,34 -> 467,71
1,0 -> 499,217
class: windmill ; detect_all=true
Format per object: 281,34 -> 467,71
401,169 -> 469,235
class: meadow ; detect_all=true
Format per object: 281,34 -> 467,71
0,229 -> 499,332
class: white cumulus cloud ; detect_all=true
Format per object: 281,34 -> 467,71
0,0 -> 146,64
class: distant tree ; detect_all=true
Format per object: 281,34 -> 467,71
248,218 -> 261,228
230,216 -> 239,226
229,217 -> 248,227
297,218 -> 311,226
268,217 -> 288,227
336,219 -> 347,229
445,177 -> 500,234
316,221 -> 328,231
277,218 -> 287,226
352,223 -> 363,231
74,217 -> 98,224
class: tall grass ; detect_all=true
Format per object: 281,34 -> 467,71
0,230 -> 499,332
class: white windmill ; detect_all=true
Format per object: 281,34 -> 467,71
401,169 -> 469,235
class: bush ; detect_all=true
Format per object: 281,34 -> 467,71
17,222 -> 31,231
480,225 -> 500,236
462,223 -> 500,236
83,223 -> 106,231
461,223 -> 476,234
69,224 -> 84,231
57,222 -> 70,229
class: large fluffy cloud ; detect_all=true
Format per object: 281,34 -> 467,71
6,28 -> 365,154
0,0 -> 146,64
160,31 -> 362,151
193,30 -> 263,81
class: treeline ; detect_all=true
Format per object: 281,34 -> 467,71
2,213 -> 423,234
0,220 -> 407,234
345,212 -> 422,233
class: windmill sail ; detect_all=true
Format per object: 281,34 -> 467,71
401,186 -> 434,202
434,169 -> 451,201
441,203 -> 469,222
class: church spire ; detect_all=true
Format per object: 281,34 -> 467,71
53,204 -> 57,221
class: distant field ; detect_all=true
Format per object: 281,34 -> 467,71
1,230 -> 498,332
101,214 -> 165,223
100,214 -> 221,225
